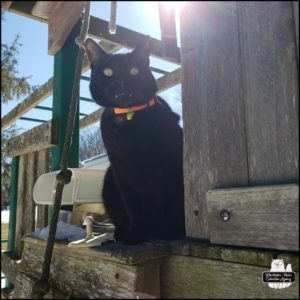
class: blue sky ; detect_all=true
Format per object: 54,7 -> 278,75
1,1 -> 182,132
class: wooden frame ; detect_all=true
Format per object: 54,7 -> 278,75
6,119 -> 58,157
207,184 -> 299,251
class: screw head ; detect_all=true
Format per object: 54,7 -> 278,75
220,209 -> 230,222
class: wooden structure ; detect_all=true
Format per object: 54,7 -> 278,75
181,1 -> 299,246
1,1 -> 299,299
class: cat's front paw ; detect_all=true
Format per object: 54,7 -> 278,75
122,230 -> 144,245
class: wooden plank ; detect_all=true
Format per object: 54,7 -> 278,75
15,154 -> 28,257
293,1 -> 299,63
24,152 -> 38,235
1,1 -> 13,9
79,68 -> 181,129
1,251 -> 18,283
156,67 -> 181,93
88,16 -> 181,64
1,78 -> 53,131
221,248 -> 277,268
36,149 -> 49,229
206,184 -> 299,251
22,236 -> 170,265
6,119 -> 58,157
237,2 -> 299,185
79,108 -> 104,129
158,3 -> 178,58
18,239 -> 166,298
160,255 -> 299,299
48,2 -> 85,55
31,1 -> 61,19
5,1 -> 46,23
180,2 -> 248,239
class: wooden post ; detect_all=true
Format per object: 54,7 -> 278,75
237,1 -> 299,185
51,20 -> 80,171
158,3 -> 178,58
36,149 -> 50,229
8,156 -> 19,253
51,20 -> 81,214
15,155 -> 28,257
180,2 -> 248,239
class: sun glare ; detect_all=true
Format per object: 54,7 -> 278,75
161,1 -> 185,11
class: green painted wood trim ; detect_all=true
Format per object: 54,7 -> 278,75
50,19 -> 81,214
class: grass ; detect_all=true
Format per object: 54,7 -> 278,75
1,223 -> 9,251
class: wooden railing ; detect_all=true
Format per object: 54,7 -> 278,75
6,120 -> 58,257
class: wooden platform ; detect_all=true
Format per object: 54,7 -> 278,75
2,237 -> 299,299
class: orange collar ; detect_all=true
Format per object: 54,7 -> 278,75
113,97 -> 161,120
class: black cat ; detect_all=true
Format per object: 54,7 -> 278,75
84,37 -> 185,244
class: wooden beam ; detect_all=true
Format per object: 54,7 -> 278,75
156,67 -> 181,92
31,1 -> 62,19
180,2 -> 249,240
1,1 -> 13,9
206,184 -> 299,251
36,149 -> 49,229
48,2 -> 85,55
15,154 -> 27,257
6,1 -> 46,23
293,1 -> 299,63
158,3 -> 178,58
1,78 -> 53,131
79,108 -> 104,129
160,255 -> 299,299
79,67 -> 181,129
88,16 -> 181,64
6,119 -> 58,157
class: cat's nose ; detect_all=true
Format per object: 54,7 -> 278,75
117,81 -> 125,90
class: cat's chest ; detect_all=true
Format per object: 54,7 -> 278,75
101,109 -> 158,151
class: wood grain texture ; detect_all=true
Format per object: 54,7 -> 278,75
31,1 -> 61,19
160,255 -> 299,299
16,238 -> 163,298
6,119 -> 58,157
180,2 -> 248,239
221,248 -> 277,268
22,237 -> 170,265
293,1 -> 299,63
15,154 -> 28,258
237,1 -> 299,185
48,2 -> 84,55
24,152 -> 38,234
207,184 -> 299,251
36,149 -> 50,229
88,16 -> 181,64
1,78 -> 53,131
1,1 -> 12,9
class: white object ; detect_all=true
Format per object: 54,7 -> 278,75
68,215 -> 114,248
33,168 -> 106,205
81,153 -> 110,169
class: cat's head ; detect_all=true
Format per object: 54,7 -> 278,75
271,259 -> 285,271
84,36 -> 157,108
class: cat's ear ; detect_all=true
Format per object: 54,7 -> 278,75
85,38 -> 107,66
131,35 -> 151,64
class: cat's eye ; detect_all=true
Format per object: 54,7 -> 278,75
103,68 -> 114,77
129,67 -> 139,76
